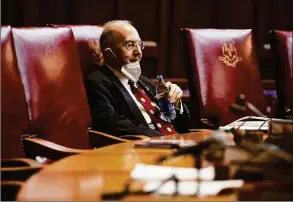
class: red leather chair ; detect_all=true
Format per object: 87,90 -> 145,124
1,26 -> 42,181
52,25 -> 147,146
52,25 -> 104,77
182,28 -> 266,126
10,26 -> 144,159
11,27 -> 93,159
68,25 -> 104,77
1,26 -> 29,158
271,30 -> 293,117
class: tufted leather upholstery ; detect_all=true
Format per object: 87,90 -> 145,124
53,25 -> 104,77
1,26 -> 30,158
182,28 -> 266,125
271,30 -> 293,115
12,27 -> 91,149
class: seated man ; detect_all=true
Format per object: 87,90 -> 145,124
85,20 -> 190,137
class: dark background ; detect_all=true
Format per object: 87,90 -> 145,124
2,0 -> 293,89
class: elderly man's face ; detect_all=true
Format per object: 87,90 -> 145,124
110,25 -> 143,65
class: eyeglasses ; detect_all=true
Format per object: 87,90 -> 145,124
123,40 -> 144,51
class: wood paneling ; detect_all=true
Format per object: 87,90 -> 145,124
216,0 -> 257,29
1,0 -> 293,80
168,0 -> 218,77
69,0 -> 116,24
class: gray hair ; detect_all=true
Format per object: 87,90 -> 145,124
99,20 -> 134,52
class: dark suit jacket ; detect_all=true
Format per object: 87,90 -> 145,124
85,65 -> 190,137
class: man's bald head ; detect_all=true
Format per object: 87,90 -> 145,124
100,20 -> 137,53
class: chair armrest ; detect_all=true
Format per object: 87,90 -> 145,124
1,166 -> 42,181
1,159 -> 43,181
189,128 -> 214,133
1,158 -> 41,167
120,134 -> 150,140
88,130 -> 129,148
22,138 -> 92,161
1,181 -> 25,201
88,130 -> 149,148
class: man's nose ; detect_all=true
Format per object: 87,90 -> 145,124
133,45 -> 142,56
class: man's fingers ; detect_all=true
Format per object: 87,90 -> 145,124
172,88 -> 183,103
162,82 -> 183,103
169,85 -> 182,103
168,84 -> 177,98
176,90 -> 183,100
165,81 -> 171,87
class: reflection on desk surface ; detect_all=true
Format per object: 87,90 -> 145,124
17,131 -> 291,201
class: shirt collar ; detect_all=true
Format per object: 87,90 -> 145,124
106,64 -> 129,87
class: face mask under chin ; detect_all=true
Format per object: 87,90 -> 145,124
121,61 -> 141,83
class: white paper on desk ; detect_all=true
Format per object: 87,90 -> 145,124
134,140 -> 198,148
131,164 -> 215,181
219,116 -> 270,131
143,180 -> 244,196
220,121 -> 269,130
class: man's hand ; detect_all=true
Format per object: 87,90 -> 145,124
165,82 -> 183,106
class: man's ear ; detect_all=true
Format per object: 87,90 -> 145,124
104,48 -> 114,59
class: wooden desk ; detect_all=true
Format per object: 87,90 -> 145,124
18,131 -> 237,201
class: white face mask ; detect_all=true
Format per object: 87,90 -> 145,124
105,47 -> 142,83
121,61 -> 141,83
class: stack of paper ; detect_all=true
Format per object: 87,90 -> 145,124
131,164 -> 243,196
131,163 -> 215,181
219,116 -> 270,131
134,140 -> 197,149
143,179 -> 244,196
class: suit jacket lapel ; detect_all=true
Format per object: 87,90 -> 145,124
100,66 -> 148,126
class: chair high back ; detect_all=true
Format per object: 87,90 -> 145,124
182,28 -> 266,125
1,26 -> 30,158
53,25 -> 104,77
12,27 -> 91,149
271,30 -> 293,115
